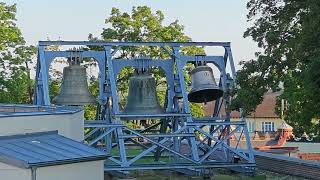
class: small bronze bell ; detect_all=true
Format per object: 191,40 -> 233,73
122,72 -> 163,115
52,59 -> 95,106
188,65 -> 223,103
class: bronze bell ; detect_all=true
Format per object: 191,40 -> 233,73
122,73 -> 163,115
52,61 -> 95,106
188,65 -> 223,103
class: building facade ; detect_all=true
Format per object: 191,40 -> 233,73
204,91 -> 283,136
0,104 -> 84,141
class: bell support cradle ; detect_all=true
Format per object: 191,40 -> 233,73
34,41 -> 256,174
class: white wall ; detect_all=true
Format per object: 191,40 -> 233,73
0,160 -> 104,180
37,160 -> 104,180
0,111 -> 84,141
0,162 -> 30,180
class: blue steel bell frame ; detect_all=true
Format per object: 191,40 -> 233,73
34,41 -> 255,171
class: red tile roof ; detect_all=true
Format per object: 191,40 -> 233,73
204,92 -> 280,118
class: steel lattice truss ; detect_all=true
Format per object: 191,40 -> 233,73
34,41 -> 256,173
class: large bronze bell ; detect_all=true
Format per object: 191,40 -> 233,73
188,65 -> 223,103
52,60 -> 95,106
122,73 -> 163,115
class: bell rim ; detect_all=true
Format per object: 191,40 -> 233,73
121,107 -> 164,118
189,85 -> 223,94
52,94 -> 96,105
52,100 -> 96,105
188,88 -> 223,103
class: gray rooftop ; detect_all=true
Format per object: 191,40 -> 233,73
0,104 -> 82,117
0,131 -> 108,168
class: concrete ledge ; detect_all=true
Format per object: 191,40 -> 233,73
0,104 -> 82,117
254,151 -> 320,179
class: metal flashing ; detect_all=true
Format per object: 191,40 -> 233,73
0,104 -> 82,118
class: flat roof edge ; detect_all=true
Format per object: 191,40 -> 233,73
27,155 -> 109,168
0,104 -> 82,118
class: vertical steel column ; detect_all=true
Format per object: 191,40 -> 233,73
223,48 -> 231,162
104,46 -> 127,166
34,52 -> 42,105
173,47 -> 199,161
224,46 -> 237,88
240,109 -> 255,164
173,86 -> 181,161
97,51 -> 113,153
172,117 -> 180,161
35,46 -> 50,105
155,91 -> 169,161
97,52 -> 108,109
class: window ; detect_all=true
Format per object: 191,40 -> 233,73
246,121 -> 255,132
262,122 -> 275,132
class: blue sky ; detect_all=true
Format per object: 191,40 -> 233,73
5,0 -> 259,69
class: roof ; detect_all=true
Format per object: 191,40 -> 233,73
279,121 -> 293,130
0,131 -> 108,169
204,91 -> 281,118
0,104 -> 82,118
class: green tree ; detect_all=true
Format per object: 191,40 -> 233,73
87,6 -> 205,119
0,3 -> 23,51
233,0 -> 320,135
0,3 -> 36,104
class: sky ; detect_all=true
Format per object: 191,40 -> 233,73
4,0 -> 259,70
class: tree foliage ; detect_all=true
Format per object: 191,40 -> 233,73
0,3 -> 23,51
0,3 -> 36,104
233,0 -> 320,135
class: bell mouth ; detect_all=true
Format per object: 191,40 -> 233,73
121,108 -> 164,120
122,106 -> 164,115
188,88 -> 223,103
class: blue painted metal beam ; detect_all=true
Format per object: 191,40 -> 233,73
104,163 -> 256,171
38,41 -> 231,47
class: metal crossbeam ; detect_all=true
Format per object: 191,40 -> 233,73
104,163 -> 255,171
119,133 -> 195,138
188,121 -> 245,126
114,113 -> 191,119
84,127 -> 100,140
124,126 -> 199,166
38,41 -> 231,47
84,122 -> 124,128
88,128 -> 115,146
84,122 -> 255,167
195,126 -> 241,163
